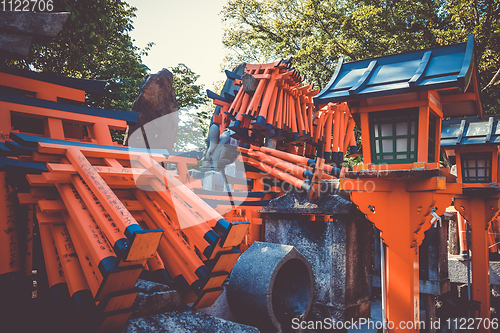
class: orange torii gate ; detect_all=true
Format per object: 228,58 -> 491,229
207,61 -> 361,203
13,135 -> 248,307
313,102 -> 357,163
206,60 -> 360,205
0,66 -> 140,332
208,60 -> 320,146
0,66 -> 249,332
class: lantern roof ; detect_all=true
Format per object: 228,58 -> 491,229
314,35 -> 481,118
441,116 -> 500,147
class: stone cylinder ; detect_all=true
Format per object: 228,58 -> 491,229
227,241 -> 314,332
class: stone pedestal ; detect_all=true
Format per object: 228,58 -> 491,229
419,219 -> 451,296
261,187 -> 372,324
419,216 -> 451,333
447,212 -> 460,255
201,170 -> 226,191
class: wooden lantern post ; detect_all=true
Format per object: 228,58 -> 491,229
442,116 -> 500,332
315,35 -> 482,332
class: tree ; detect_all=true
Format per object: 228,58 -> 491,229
2,0 -> 151,111
1,1 -> 213,152
221,0 -> 500,114
170,63 -> 212,152
171,64 -> 208,109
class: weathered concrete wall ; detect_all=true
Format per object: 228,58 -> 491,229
261,187 -> 372,323
448,257 -> 500,286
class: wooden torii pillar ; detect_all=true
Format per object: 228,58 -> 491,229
454,194 -> 500,332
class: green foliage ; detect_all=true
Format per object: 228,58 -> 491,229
171,64 -> 208,109
169,64 -> 212,152
1,1 -> 212,153
2,0 -> 151,111
221,0 -> 500,114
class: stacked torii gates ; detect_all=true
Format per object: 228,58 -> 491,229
207,60 -> 358,161
315,35 -> 487,332
206,60 -> 359,204
0,67 -> 248,331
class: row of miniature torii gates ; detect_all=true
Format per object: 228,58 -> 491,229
0,67 -> 250,332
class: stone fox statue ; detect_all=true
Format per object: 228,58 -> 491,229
202,63 -> 247,173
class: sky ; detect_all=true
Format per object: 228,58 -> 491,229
126,0 -> 230,90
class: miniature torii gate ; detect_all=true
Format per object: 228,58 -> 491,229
0,67 -> 249,331
314,35 -> 482,332
0,67 -> 127,296
0,66 -> 156,331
